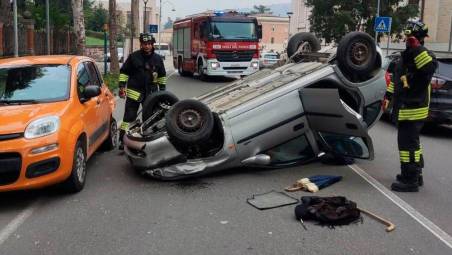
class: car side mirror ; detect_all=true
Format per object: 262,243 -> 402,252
81,85 -> 101,103
257,24 -> 263,39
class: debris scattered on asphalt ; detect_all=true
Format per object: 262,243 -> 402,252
247,190 -> 298,210
285,175 -> 342,193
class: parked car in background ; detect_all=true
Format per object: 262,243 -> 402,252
123,32 -> 386,180
259,52 -> 279,68
383,52 -> 452,126
0,56 -> 117,193
154,43 -> 170,60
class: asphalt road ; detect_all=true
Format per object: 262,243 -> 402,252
1,68 -> 452,254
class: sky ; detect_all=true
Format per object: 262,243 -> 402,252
118,0 -> 291,21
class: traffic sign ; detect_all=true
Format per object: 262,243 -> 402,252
374,17 -> 392,33
149,24 -> 158,33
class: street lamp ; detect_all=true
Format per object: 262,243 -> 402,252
143,0 -> 149,33
158,0 -> 176,47
287,12 -> 293,39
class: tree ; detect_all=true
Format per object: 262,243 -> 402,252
109,0 -> 119,74
0,0 -> 12,25
251,5 -> 272,15
86,3 -> 108,32
71,0 -> 86,55
306,0 -> 419,43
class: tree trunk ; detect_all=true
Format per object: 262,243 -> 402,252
72,0 -> 86,55
130,0 -> 139,53
0,0 -> 12,25
109,0 -> 119,74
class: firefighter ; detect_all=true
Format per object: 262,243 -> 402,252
118,33 -> 167,150
383,20 -> 437,192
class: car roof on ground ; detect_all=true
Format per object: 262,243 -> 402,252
0,55 -> 91,66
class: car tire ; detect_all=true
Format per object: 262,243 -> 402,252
198,61 -> 208,81
142,91 -> 179,122
62,139 -> 87,193
100,118 -> 118,151
165,99 -> 214,144
336,32 -> 377,76
287,32 -> 321,58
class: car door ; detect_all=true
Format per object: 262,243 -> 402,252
299,88 -> 374,159
84,61 -> 109,150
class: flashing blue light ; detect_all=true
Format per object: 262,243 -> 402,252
214,11 -> 225,16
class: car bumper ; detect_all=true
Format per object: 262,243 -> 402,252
0,131 -> 75,192
124,130 -> 238,180
206,59 -> 260,76
428,108 -> 452,124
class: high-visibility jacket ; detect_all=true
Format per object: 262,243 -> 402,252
388,45 -> 437,121
118,50 -> 167,101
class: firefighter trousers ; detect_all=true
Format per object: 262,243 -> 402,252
397,121 -> 424,175
119,97 -> 144,144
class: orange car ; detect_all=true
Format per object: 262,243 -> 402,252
0,56 -> 117,192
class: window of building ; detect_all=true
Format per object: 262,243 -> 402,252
271,37 -> 274,44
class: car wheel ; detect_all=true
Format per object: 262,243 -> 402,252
198,61 -> 208,81
142,91 -> 179,123
62,139 -> 87,193
100,118 -> 118,151
287,32 -> 321,58
165,99 -> 214,144
337,32 -> 377,76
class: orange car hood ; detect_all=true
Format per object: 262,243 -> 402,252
0,101 -> 68,134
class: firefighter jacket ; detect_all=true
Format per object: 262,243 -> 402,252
386,45 -> 437,121
118,50 -> 167,102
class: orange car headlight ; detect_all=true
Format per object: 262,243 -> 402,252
24,116 -> 60,139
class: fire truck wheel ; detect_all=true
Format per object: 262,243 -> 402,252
287,32 -> 321,58
165,99 -> 214,144
198,62 -> 209,81
336,31 -> 377,76
142,91 -> 179,124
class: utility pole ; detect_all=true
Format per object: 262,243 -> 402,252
46,0 -> 50,54
143,0 -> 149,33
13,0 -> 18,57
158,0 -> 162,46
375,0 -> 380,44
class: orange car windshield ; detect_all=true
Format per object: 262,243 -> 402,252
0,64 -> 70,105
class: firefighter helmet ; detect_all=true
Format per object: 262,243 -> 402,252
404,20 -> 429,40
139,33 -> 156,44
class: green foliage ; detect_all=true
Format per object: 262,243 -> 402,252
85,3 -> 108,32
306,0 -> 419,43
103,73 -> 119,91
251,5 -> 272,14
86,36 -> 105,46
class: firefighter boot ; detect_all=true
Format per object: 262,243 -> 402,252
118,130 -> 125,151
391,168 -> 420,192
396,169 -> 423,186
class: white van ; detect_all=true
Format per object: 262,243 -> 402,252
154,43 -> 170,60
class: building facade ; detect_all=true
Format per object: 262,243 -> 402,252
252,15 -> 290,53
289,0 -> 311,36
420,0 -> 452,43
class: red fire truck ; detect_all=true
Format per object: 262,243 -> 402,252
172,11 -> 262,79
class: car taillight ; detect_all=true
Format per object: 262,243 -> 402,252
385,71 -> 392,87
431,77 -> 446,89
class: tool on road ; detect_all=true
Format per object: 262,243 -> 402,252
285,175 -> 342,193
299,218 -> 308,230
358,207 -> 396,232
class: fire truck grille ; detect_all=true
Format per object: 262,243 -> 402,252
213,50 -> 255,62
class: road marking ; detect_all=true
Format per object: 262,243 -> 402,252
167,70 -> 177,79
0,201 -> 38,246
349,164 -> 452,249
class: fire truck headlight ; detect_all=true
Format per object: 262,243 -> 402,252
251,61 -> 259,69
210,62 -> 220,70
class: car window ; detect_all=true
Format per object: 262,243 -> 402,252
264,54 -> 278,59
264,135 -> 315,165
85,62 -> 101,87
77,63 -> 90,99
363,101 -> 382,127
319,132 -> 370,159
0,65 -> 70,103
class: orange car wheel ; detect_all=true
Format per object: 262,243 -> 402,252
62,139 -> 87,193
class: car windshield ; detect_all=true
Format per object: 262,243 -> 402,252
210,22 -> 257,41
0,65 -> 70,105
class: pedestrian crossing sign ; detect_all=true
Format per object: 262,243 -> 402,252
374,17 -> 392,33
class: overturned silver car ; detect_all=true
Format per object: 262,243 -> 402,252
124,32 -> 386,180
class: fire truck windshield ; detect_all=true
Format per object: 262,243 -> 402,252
209,22 -> 257,41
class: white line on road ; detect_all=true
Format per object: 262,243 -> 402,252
0,201 -> 38,246
349,164 -> 452,250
